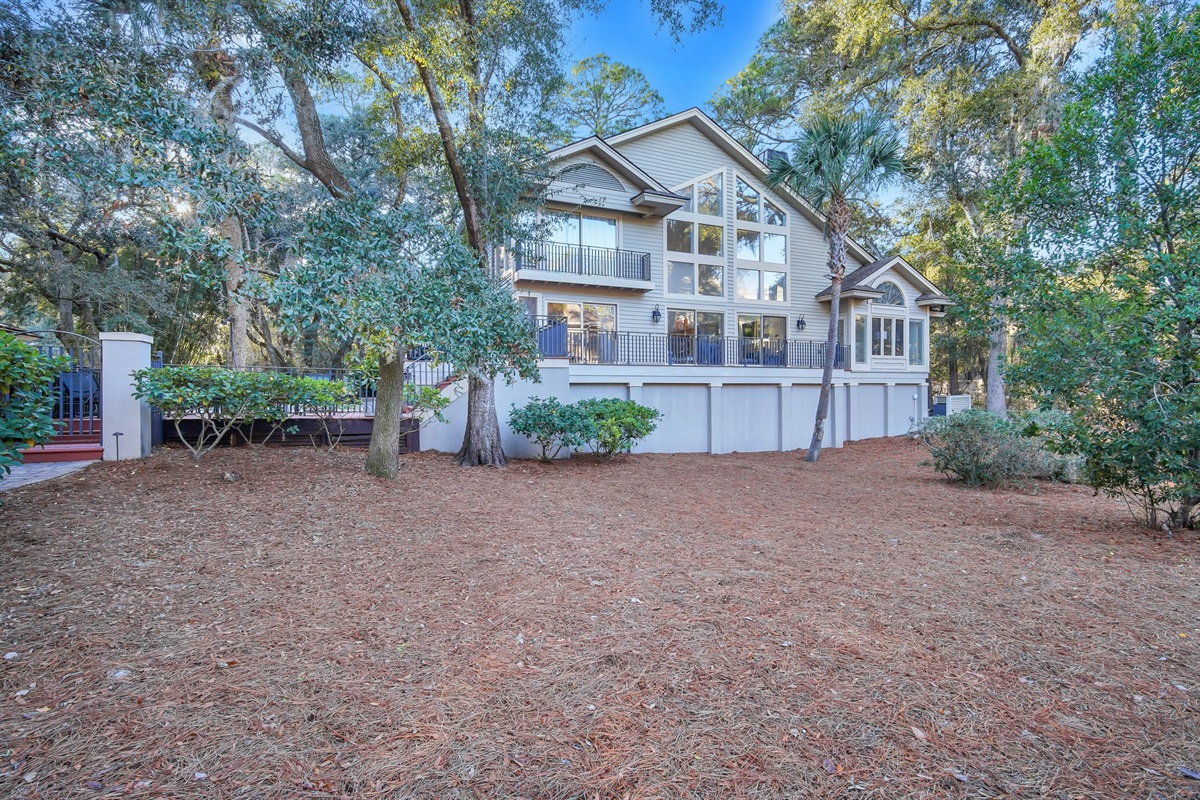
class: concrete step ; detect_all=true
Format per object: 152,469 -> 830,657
20,442 -> 105,463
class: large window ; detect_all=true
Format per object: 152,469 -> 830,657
675,173 -> 723,217
738,314 -> 787,339
547,301 -> 616,332
871,316 -> 905,357
669,261 -> 723,297
667,171 -> 726,298
545,210 -> 618,249
735,177 -> 786,226
908,320 -> 925,365
736,230 -> 786,264
736,268 -> 787,302
854,314 -> 868,364
668,309 -> 724,337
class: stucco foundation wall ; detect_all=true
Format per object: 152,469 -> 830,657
641,384 -> 710,453
851,385 -> 887,441
721,385 -> 781,453
420,365 -> 930,458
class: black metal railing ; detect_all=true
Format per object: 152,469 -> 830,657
530,329 -> 847,369
514,241 -> 651,282
34,335 -> 102,437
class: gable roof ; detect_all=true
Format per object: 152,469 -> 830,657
544,136 -> 678,196
815,255 -> 947,301
605,107 -> 878,266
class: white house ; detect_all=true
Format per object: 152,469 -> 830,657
421,108 -> 950,457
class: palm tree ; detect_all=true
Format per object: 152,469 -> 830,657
766,112 -> 906,462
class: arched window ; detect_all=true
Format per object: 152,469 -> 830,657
877,282 -> 905,306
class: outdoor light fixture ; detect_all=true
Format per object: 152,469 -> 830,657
796,315 -> 807,332
652,304 -> 662,324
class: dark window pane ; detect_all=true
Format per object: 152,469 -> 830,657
763,315 -> 786,339
738,314 -> 761,338
765,271 -> 787,301
872,317 -> 883,355
667,219 -> 693,253
893,318 -> 904,356
698,224 -> 723,256
697,312 -> 723,337
698,264 -> 723,297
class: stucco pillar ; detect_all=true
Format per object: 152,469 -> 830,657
708,383 -> 723,455
627,382 -> 643,404
844,383 -> 854,443
884,382 -> 895,437
778,383 -> 793,451
100,332 -> 153,461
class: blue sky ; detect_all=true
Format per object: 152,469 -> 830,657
566,0 -> 782,114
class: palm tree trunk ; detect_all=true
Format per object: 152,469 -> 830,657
806,194 -> 852,462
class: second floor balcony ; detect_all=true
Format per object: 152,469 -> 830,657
510,241 -> 653,291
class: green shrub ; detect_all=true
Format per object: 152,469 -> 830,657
133,367 -> 359,461
0,333 -> 66,477
509,396 -> 594,462
577,397 -> 661,460
917,409 -> 1064,487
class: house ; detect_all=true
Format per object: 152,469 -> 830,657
420,108 -> 950,457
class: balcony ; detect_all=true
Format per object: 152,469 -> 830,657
526,317 -> 846,369
511,241 -> 653,291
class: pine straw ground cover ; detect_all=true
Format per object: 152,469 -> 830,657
0,439 -> 1196,800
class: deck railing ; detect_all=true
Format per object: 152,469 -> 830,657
514,241 -> 651,282
161,350 -> 454,417
526,320 -> 847,369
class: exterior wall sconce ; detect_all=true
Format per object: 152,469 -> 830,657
796,315 -> 807,332
652,304 -> 662,324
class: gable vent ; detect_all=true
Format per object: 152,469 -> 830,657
565,163 -> 626,192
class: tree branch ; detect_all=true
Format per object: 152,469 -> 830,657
233,115 -> 310,173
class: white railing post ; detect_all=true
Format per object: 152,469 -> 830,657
100,332 -> 153,461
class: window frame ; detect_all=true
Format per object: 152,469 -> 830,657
541,208 -> 620,250
546,300 -> 618,332
666,168 -> 728,301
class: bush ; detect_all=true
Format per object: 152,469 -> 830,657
0,333 -> 65,477
133,367 -> 357,461
578,397 -> 661,460
509,396 -> 594,462
917,409 -> 1067,487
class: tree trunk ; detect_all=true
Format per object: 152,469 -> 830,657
806,275 -> 842,463
806,195 -> 852,463
986,292 -> 1009,418
221,214 -> 251,368
458,373 -> 506,467
366,350 -> 407,479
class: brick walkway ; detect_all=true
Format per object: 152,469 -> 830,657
1,460 -> 98,491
